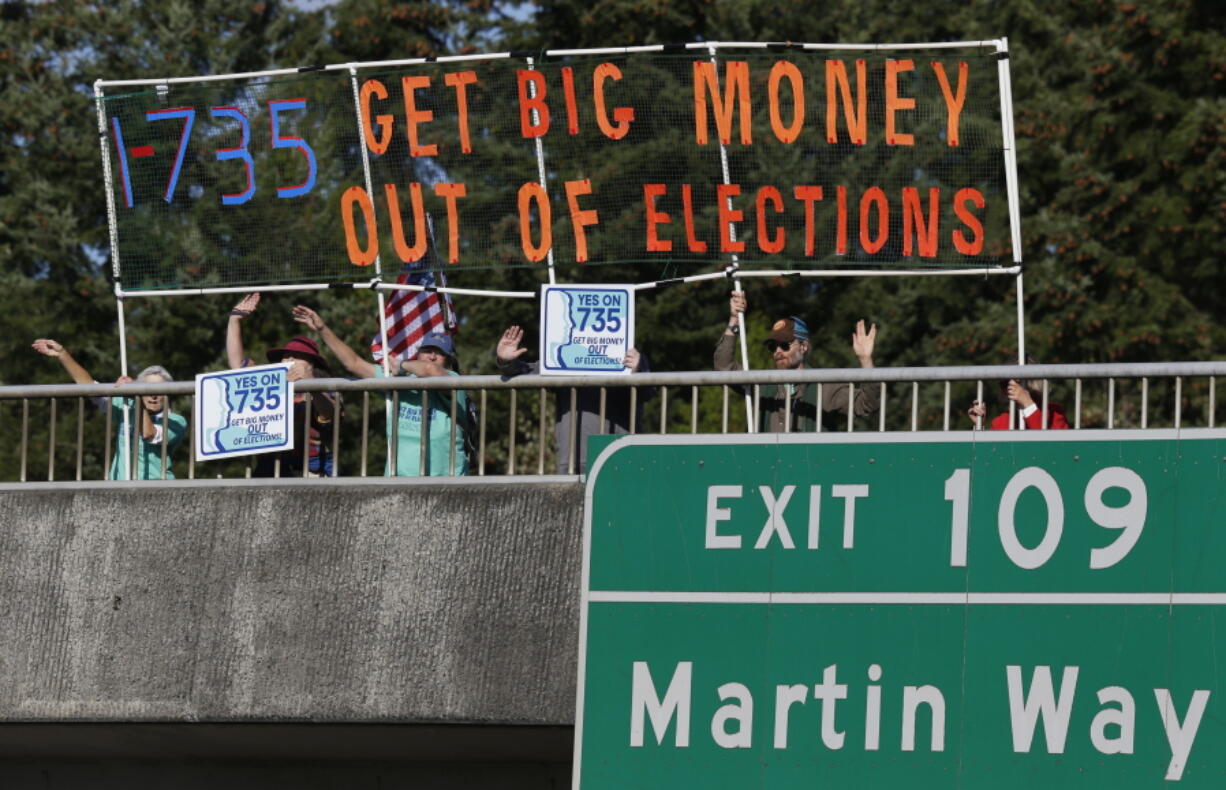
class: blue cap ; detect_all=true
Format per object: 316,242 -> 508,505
418,333 -> 456,359
767,317 -> 809,344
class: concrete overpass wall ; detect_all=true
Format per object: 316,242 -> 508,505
0,478 -> 585,787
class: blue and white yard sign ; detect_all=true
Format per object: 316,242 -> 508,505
194,363 -> 293,461
539,284 -> 635,376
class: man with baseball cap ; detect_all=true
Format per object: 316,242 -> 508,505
715,291 -> 880,432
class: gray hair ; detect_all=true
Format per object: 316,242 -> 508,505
137,364 -> 173,382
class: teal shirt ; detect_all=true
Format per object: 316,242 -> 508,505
374,366 -> 470,476
107,397 -> 188,481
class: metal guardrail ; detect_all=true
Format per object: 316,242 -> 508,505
4,362 -> 1223,483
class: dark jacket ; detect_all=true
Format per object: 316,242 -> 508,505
714,332 -> 880,432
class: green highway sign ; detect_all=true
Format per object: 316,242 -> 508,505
574,431 -> 1226,788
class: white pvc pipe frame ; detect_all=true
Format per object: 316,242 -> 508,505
94,39 -> 1025,376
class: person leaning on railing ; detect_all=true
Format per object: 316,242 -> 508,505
716,291 -> 881,432
228,293 -> 340,477
292,305 -> 470,477
31,338 -> 186,480
967,378 -> 1070,430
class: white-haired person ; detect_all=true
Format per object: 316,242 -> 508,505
31,338 -> 186,480
291,304 -> 470,477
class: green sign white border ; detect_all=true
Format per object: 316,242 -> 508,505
572,428 -> 1226,788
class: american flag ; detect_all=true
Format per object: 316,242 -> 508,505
370,218 -> 456,362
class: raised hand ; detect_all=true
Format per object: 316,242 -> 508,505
967,400 -> 987,427
292,305 -> 325,332
32,338 -> 64,357
497,325 -> 529,362
851,319 -> 877,368
231,292 -> 260,318
729,291 -> 747,321
623,348 -> 641,372
1005,380 -> 1035,409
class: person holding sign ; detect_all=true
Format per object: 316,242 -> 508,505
495,324 -> 651,474
716,291 -> 880,432
31,338 -> 186,480
291,305 -> 470,477
228,294 -> 339,477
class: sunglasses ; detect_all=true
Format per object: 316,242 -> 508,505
765,340 -> 794,352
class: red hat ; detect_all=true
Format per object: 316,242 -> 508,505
267,336 -> 330,372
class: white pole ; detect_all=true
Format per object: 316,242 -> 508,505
349,66 -> 397,467
707,45 -> 754,431
526,56 -> 556,285
115,293 -> 134,477
631,265 -> 1021,291
996,38 -> 1026,365
96,41 -> 1003,87
349,67 -> 384,286
94,81 -> 134,478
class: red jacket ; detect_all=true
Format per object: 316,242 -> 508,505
989,403 -> 1069,430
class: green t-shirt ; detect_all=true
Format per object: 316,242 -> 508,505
107,397 -> 188,481
374,366 -> 470,476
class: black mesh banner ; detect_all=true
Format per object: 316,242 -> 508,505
98,45 -> 1012,293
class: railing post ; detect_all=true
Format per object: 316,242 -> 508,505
478,389 -> 488,476
159,401 -> 169,480
75,397 -> 85,481
537,387 -> 546,475
302,395 -> 313,478
418,390 -> 429,477
360,391 -> 370,477
48,398 -> 57,482
1074,379 -> 1082,430
19,398 -> 28,483
507,389 -> 517,476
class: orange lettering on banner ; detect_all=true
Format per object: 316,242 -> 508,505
341,186 -> 378,266
565,179 -> 599,262
859,186 -> 888,254
902,186 -> 939,257
385,183 -> 428,263
401,75 -> 438,157
643,184 -> 672,252
593,63 -> 634,140
952,187 -> 986,254
561,67 -> 580,135
717,184 -> 745,253
444,71 -> 478,154
517,182 -> 551,262
885,59 -> 916,146
681,185 -> 708,253
836,185 -> 848,255
755,186 -> 785,253
768,61 -> 805,144
360,79 -> 392,155
933,61 -> 969,147
825,59 -> 867,145
517,70 -> 550,138
793,185 -> 823,256
433,182 -> 466,263
693,60 -> 752,145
